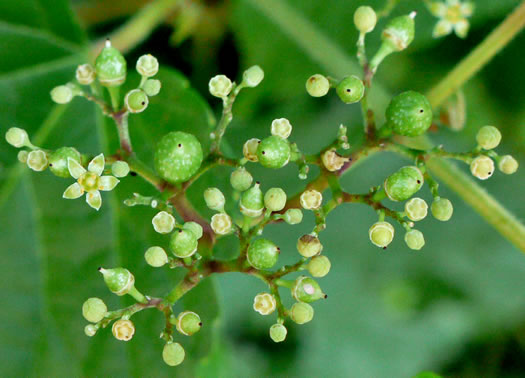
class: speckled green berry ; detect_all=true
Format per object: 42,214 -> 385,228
297,234 -> 323,257
48,147 -> 81,178
163,342 -> 185,366
384,166 -> 424,202
307,255 -> 331,278
175,311 -> 202,336
257,136 -> 291,169
283,208 -> 303,225
143,79 -> 161,96
336,76 -> 365,104
382,13 -> 416,51
264,188 -> 287,212
292,276 -> 326,303
476,126 -> 501,150
431,197 -> 453,221
154,131 -> 203,184
290,302 -> 314,324
306,74 -> 330,97
82,297 -> 107,323
145,246 -> 168,267
183,221 -> 203,240
170,229 -> 198,258
386,91 -> 432,137
405,229 -> 425,250
269,323 -> 287,342
240,182 -> 264,217
125,89 -> 148,113
230,167 -> 253,192
98,267 -> 135,296
247,238 -> 279,270
95,41 -> 127,86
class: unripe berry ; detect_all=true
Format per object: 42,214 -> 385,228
95,41 -> 127,86
271,118 -> 293,139
211,213 -> 233,235
322,149 -> 348,172
99,267 -> 135,296
247,238 -> 279,270
369,221 -> 395,248
183,221 -> 203,239
84,324 -> 98,337
230,167 -> 253,192
136,54 -> 159,77
243,138 -> 261,162
253,293 -> 276,315
240,182 -> 264,217
384,166 -> 424,202
76,64 -> 95,85
152,211 -> 176,234
431,197 -> 453,221
354,6 -> 377,33
163,342 -> 185,366
50,85 -> 73,104
154,131 -> 203,183
405,229 -> 425,250
300,189 -> 322,210
48,147 -> 81,178
283,208 -> 303,225
404,197 -> 428,221
269,323 -> 287,343
307,255 -> 331,278
17,150 -> 28,163
5,127 -> 29,148
257,136 -> 291,169
27,150 -> 48,171
336,76 -> 365,104
243,65 -> 264,87
112,319 -> 135,341
144,246 -> 168,267
111,161 -> 130,178
305,74 -> 330,97
125,89 -> 149,113
382,12 -> 416,52
176,311 -> 202,336
476,126 -> 501,150
82,297 -> 107,323
170,229 -> 198,258
297,234 -> 323,257
264,188 -> 287,212
290,302 -> 314,324
143,79 -> 161,96
498,155 -> 518,175
204,187 -> 225,211
386,91 -> 432,137
470,155 -> 494,180
209,74 -> 232,98
292,276 -> 326,303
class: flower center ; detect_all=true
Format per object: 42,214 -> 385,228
79,172 -> 100,192
446,5 -> 462,23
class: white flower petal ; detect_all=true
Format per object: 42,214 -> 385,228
86,190 -> 102,211
63,183 -> 84,199
68,158 -> 86,179
99,176 -> 120,191
433,20 -> 453,38
88,154 -> 105,175
429,2 -> 447,17
461,2 -> 474,17
454,19 -> 469,38
446,0 -> 459,6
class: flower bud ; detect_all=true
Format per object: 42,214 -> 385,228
125,89 -> 149,113
145,246 -> 168,267
257,136 -> 291,169
292,276 -> 326,303
297,234 -> 323,257
175,311 -> 202,336
112,319 -> 135,341
247,238 -> 279,270
354,6 -> 377,33
17,150 -> 28,163
300,190 -> 322,210
243,138 -> 261,162
84,324 -> 98,337
170,229 -> 198,258
307,255 -> 331,278
211,213 -> 233,235
305,74 -> 329,97
386,91 -> 432,137
404,197 -> 428,221
405,229 -> 425,250
152,211 -> 176,234
271,118 -> 292,139
382,12 -> 416,52
209,74 -> 232,98
136,54 -> 159,77
384,166 -> 424,202
111,161 -> 130,178
76,64 -> 95,85
95,40 -> 127,86
431,197 -> 453,221
230,167 -> 253,192
470,155 -> 494,180
82,297 -> 108,323
143,79 -> 161,96
322,149 -> 348,172
290,302 -> 314,324
253,293 -> 276,315
476,126 -> 501,150
204,187 -> 225,211
269,323 -> 287,343
498,155 -> 518,175
240,182 -> 264,217
369,221 -> 395,248
5,127 -> 29,148
336,76 -> 365,104
243,65 -> 264,87
264,187 -> 287,212
163,342 -> 185,366
99,267 -> 135,296
50,85 -> 73,104
183,221 -> 203,239
283,208 -> 303,224
27,150 -> 48,171
49,147 -> 81,178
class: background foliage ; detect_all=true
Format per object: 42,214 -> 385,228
1,0 -> 524,376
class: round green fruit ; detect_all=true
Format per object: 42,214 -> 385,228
247,238 -> 279,270
256,136 -> 291,169
384,166 -> 424,202
386,91 -> 432,137
336,76 -> 365,104
48,147 -> 81,178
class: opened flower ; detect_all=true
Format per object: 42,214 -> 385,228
63,154 -> 119,210
428,0 -> 474,39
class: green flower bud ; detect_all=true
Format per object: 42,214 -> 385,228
283,208 -> 303,225
152,211 -> 176,234
82,297 -> 108,323
111,160 -> 130,178
50,85 -> 73,104
48,147 -> 81,178
163,342 -> 185,366
209,74 -> 232,98
240,182 -> 264,217
5,127 -> 29,148
498,155 -> 518,175
176,311 -> 202,336
300,189 -> 323,210
264,188 -> 287,212
136,54 -> 159,77
125,89 -> 149,113
369,221 -> 395,248
143,79 -> 161,96
336,76 -> 365,104
271,118 -> 293,139
247,238 -> 279,270
386,91 -> 432,137
27,150 -> 48,171
470,155 -> 494,180
292,276 -> 326,303
183,221 -> 203,239
384,166 -> 424,202
308,255 -> 331,278
269,323 -> 287,343
84,324 -> 98,337
95,40 -> 127,87
257,136 -> 291,169
290,302 -> 314,324
204,187 -> 225,211
297,234 -> 323,257
354,6 -> 377,33
112,319 -> 135,341
243,138 -> 261,162
230,167 -> 253,192
154,131 -> 203,184
243,65 -> 264,87
322,149 -> 349,172
99,267 -> 135,296
145,246 -> 168,267
405,229 -> 425,250
404,197 -> 428,221
17,150 -> 28,163
76,64 -> 95,85
253,292 -> 276,315
382,12 -> 416,52
211,213 -> 233,235
305,74 -> 330,97
476,126 -> 501,150
431,197 -> 453,221
170,229 -> 198,258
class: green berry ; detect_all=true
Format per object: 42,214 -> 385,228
183,221 -> 203,239
209,74 -> 232,98
283,208 -> 303,225
152,211 -> 176,234
386,91 -> 432,137
170,229 -> 198,258
382,12 -> 416,52
271,118 -> 293,139
384,166 -> 424,202
369,221 -> 395,248
253,293 -> 276,315
405,229 -> 425,250
243,65 -> 264,87
154,131 -> 203,183
204,187 -> 225,211
240,182 -> 264,217
50,85 -> 73,104
211,213 -> 233,235
404,197 -> 428,221
354,6 -> 377,33
306,74 -> 330,97
230,167 -> 253,192
431,197 -> 453,221
269,323 -> 287,343
95,40 -> 127,86
136,54 -> 159,77
176,311 -> 202,336
17,150 -> 28,163
98,267 -> 135,296
125,89 -> 149,113
307,255 -> 331,278
470,155 -> 494,180
48,147 -> 81,178
264,188 -> 287,212
336,76 -> 365,104
163,342 -> 185,366
290,302 -> 314,324
82,297 -> 107,323
297,234 -> 323,257
498,155 -> 518,174
111,161 -> 130,178
143,79 -> 161,96
84,324 -> 98,337
243,138 -> 260,162
145,246 -> 168,267
27,150 -> 48,171
476,126 -> 501,150
247,238 -> 279,270
5,127 -> 29,148
292,276 -> 326,303
257,136 -> 291,169
76,64 -> 95,85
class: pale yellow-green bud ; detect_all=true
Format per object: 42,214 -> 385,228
253,293 -> 276,315
369,221 -> 395,248
112,319 -> 135,341
498,155 -> 518,175
404,197 -> 428,221
470,155 -> 494,180
300,190 -> 322,210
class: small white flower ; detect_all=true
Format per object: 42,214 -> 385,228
428,0 -> 474,39
152,211 -> 176,234
253,293 -> 276,315
208,75 -> 233,98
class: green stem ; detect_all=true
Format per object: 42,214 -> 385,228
107,86 -> 121,112
128,286 -> 148,304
